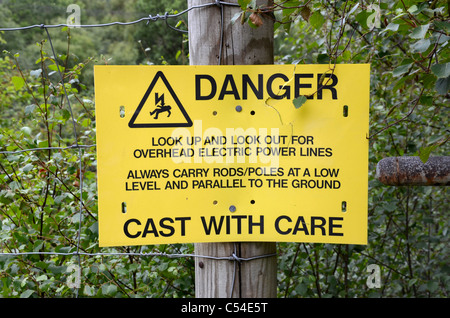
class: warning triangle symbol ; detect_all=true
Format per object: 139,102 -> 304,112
128,71 -> 193,128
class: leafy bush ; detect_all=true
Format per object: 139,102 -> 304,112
269,0 -> 449,298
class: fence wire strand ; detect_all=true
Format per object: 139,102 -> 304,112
0,1 -> 238,32
0,1 -> 275,298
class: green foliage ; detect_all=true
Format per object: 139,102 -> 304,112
272,0 -> 448,156
134,0 -> 188,65
0,0 -> 449,298
0,36 -> 195,298
272,0 -> 449,298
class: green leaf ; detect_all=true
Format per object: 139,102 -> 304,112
20,126 -> 32,135
175,50 -> 181,60
410,38 -> 430,53
434,21 -> 450,34
418,136 -> 448,163
420,73 -> 437,89
408,5 -> 419,15
48,264 -> 67,274
36,274 -> 48,282
89,222 -> 98,234
418,145 -> 433,163
295,283 -> 308,296
419,95 -> 433,106
435,76 -> 450,95
61,109 -> 71,121
238,0 -> 250,9
317,53 -> 330,64
427,281 -> 439,293
84,285 -> 95,296
102,284 -> 117,296
410,24 -> 430,39
385,23 -> 399,32
392,64 -> 412,77
383,201 -> 398,212
355,10 -> 373,29
22,163 -> 33,173
309,11 -> 325,30
48,64 -> 65,72
431,63 -> 450,78
293,95 -> 307,109
38,140 -> 49,148
20,290 -> 35,298
11,76 -> 25,90
25,104 -> 36,115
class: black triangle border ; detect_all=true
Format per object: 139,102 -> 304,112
128,71 -> 193,128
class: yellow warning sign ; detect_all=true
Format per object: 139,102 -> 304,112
94,64 -> 370,247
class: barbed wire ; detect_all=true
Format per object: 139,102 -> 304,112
0,250 -> 277,262
0,144 -> 95,155
0,1 -> 239,32
0,0 -> 274,298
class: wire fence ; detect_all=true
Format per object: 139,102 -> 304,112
2,0 -> 449,300
0,1 -> 277,298
0,1 -> 239,32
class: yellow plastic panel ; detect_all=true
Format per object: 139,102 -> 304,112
94,64 -> 370,246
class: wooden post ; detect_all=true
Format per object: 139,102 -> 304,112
187,0 -> 277,298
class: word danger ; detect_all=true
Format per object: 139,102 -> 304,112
122,215 -> 344,238
195,73 -> 338,100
